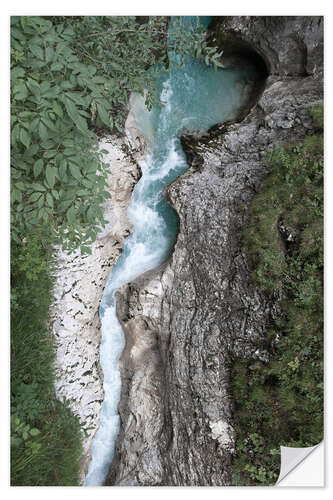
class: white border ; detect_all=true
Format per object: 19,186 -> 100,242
1,1 -> 331,497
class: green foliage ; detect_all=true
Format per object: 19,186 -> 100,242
16,233 -> 50,281
11,15 -> 220,253
243,133 -> 323,295
231,111 -> 323,486
310,104 -> 324,130
165,16 -> 224,71
11,16 -> 113,252
11,234 -> 83,485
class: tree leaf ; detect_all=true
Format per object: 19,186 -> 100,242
33,159 -> 43,178
15,181 -> 25,192
87,206 -> 96,221
32,183 -> 47,192
45,165 -> 56,188
53,101 -> 63,117
41,117 -> 56,131
45,47 -> 54,63
69,163 -> 81,180
66,205 -> 76,223
20,128 -> 30,148
43,151 -> 57,159
75,115 -> 89,136
58,199 -> 72,211
39,121 -> 48,141
59,159 -> 67,180
30,44 -> 44,60
29,192 -> 42,203
30,428 -> 40,436
37,194 -> 45,208
63,97 -> 89,135
50,62 -> 63,71
11,67 -> 25,79
96,103 -> 111,128
13,83 -> 28,101
46,192 -> 54,208
12,188 -> 22,203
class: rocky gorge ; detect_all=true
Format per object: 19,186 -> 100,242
50,135 -> 142,482
106,16 -> 323,486
51,16 -> 323,486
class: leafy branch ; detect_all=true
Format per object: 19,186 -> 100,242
11,16 -> 222,254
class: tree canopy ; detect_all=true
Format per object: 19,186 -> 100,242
11,16 -> 222,253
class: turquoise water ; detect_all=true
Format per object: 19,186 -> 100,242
84,17 -> 259,486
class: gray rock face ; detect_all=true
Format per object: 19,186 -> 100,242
105,17 -> 323,486
212,16 -> 323,79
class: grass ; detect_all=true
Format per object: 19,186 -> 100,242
231,105 -> 323,486
11,232 -> 83,486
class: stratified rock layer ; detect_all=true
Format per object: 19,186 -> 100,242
50,136 -> 141,482
105,16 -> 323,486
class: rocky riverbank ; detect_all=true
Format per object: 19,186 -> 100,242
49,135 -> 142,483
105,16 -> 323,486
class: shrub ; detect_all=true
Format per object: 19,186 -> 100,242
11,235 -> 83,485
231,107 -> 323,486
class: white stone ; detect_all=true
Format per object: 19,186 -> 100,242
209,419 -> 235,451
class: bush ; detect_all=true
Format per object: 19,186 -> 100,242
11,16 -> 222,253
11,234 -> 83,485
231,107 -> 323,486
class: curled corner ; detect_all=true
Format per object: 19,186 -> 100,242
276,441 -> 324,486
